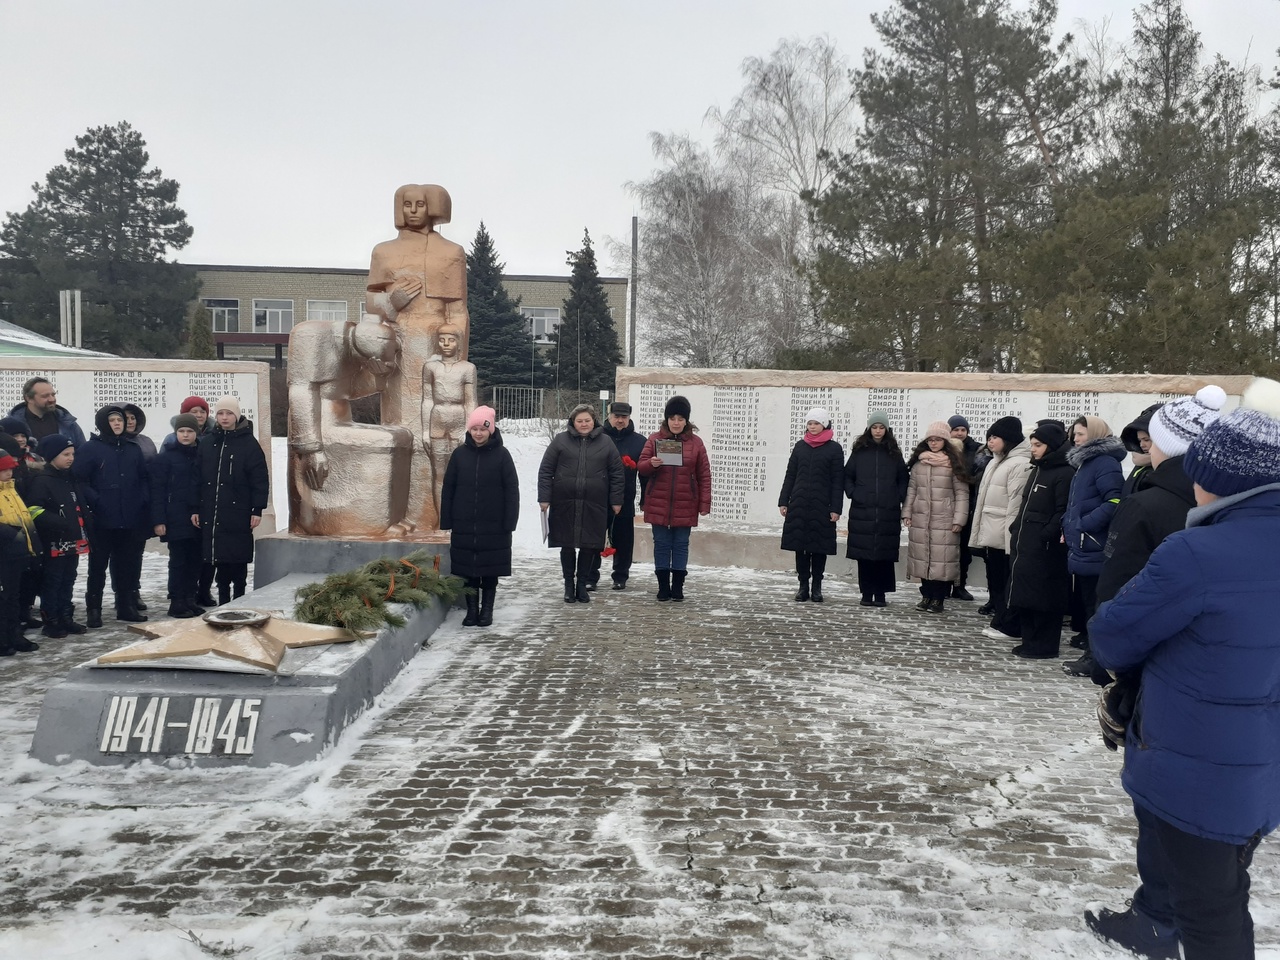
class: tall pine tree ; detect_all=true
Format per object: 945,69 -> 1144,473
552,230 -> 621,400
0,121 -> 198,357
465,222 -> 538,390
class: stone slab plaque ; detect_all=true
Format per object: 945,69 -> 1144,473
618,370 -> 1254,536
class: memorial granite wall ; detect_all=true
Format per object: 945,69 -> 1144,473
1,357 -> 275,529
614,369 -> 1255,572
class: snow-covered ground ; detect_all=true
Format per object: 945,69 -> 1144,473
0,425 -> 1276,958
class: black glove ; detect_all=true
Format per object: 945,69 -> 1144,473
1097,680 -> 1137,751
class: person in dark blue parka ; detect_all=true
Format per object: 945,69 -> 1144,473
1087,377 -> 1280,960
779,406 -> 844,603
439,406 -> 519,628
72,403 -> 151,626
150,413 -> 204,618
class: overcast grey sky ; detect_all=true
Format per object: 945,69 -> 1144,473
1,0 -> 1275,278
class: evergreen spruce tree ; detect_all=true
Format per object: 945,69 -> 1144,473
0,121 -> 197,356
186,304 -> 217,360
464,223 -> 538,391
551,230 -> 622,401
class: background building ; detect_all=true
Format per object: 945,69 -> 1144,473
192,265 -> 630,370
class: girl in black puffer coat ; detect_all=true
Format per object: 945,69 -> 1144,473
150,413 -> 204,618
440,406 -> 519,627
1006,421 -> 1075,659
778,407 -> 844,602
197,397 -> 269,604
844,413 -> 908,606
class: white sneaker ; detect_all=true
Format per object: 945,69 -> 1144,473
982,626 -> 1011,640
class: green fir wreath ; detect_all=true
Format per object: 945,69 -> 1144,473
293,550 -> 466,633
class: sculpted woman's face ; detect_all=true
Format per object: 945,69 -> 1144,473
438,333 -> 459,357
401,188 -> 428,229
573,412 -> 595,434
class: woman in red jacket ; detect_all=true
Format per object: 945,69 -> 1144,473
638,396 -> 712,601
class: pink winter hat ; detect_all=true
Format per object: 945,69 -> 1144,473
466,405 -> 496,433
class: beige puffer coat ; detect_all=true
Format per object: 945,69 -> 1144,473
902,457 -> 969,581
969,439 -> 1033,552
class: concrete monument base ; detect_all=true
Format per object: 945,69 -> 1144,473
252,531 -> 450,589
30,573 -> 451,768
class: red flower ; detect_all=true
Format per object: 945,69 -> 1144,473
601,547 -> 617,557
621,455 -> 637,469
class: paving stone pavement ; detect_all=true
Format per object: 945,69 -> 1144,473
1,553 -> 1277,959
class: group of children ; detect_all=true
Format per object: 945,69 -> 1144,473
0,394 -> 268,658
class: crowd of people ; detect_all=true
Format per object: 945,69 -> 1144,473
0,378 -> 268,657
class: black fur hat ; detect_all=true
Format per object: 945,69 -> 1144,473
663,395 -> 691,422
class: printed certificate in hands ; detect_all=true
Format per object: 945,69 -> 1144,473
655,439 -> 684,467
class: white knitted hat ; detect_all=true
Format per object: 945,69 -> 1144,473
1148,385 -> 1226,457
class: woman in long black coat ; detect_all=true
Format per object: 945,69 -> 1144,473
1006,421 -> 1075,659
844,413 -> 908,607
778,407 -> 843,603
440,406 -> 519,627
196,397 -> 269,605
538,404 -> 624,604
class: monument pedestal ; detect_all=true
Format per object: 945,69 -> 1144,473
253,530 -> 450,589
30,573 -> 451,768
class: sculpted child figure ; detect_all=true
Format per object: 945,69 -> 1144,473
420,324 -> 477,523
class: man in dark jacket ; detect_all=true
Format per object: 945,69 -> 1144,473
1088,378 -> 1280,960
599,401 -> 647,590
72,404 -> 151,626
196,396 -> 269,605
10,377 -> 86,447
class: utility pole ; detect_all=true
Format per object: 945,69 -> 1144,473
629,216 -> 638,367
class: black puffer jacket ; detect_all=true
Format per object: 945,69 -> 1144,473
1007,442 -> 1075,612
779,437 -> 844,555
538,424 -> 624,550
25,464 -> 89,557
1096,456 -> 1196,605
198,418 -> 269,564
844,439 -> 908,562
440,429 -> 519,578
150,440 -> 202,543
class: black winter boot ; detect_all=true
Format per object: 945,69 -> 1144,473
462,592 -> 480,626
64,618 -> 88,634
656,571 -> 671,601
575,576 -> 591,603
115,594 -> 148,623
217,585 -> 231,606
189,596 -> 206,615
810,577 -> 824,602
478,584 -> 496,626
929,598 -> 945,613
85,592 -> 103,629
671,571 -> 686,602
167,600 -> 198,619
794,580 -> 810,602
133,589 -> 148,612
42,620 -> 69,639
563,578 -> 576,603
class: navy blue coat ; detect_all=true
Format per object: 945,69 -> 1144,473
779,438 -> 844,555
71,405 -> 151,532
25,464 -> 89,557
1091,484 -> 1280,844
844,438 -> 908,562
603,420 -> 647,516
149,441 -> 202,543
1063,436 -> 1126,575
440,429 -> 519,578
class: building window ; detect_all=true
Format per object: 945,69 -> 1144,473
203,298 -> 239,334
306,300 -> 348,323
253,298 -> 294,334
521,306 -> 561,342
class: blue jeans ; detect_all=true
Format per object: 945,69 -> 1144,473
650,525 -> 690,572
